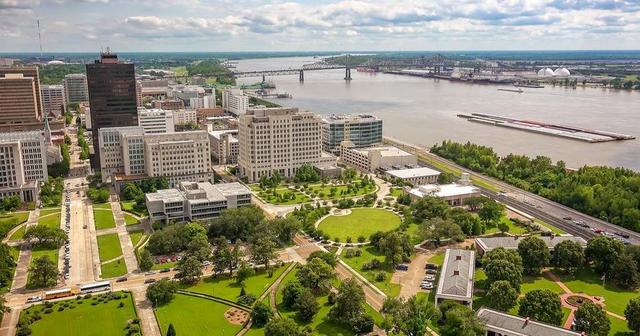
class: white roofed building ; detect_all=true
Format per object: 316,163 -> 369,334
409,183 -> 481,206
385,167 -> 440,185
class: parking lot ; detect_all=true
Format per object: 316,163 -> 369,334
391,253 -> 438,299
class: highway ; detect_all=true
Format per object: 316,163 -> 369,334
384,136 -> 640,245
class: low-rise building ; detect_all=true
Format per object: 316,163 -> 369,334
208,129 -> 239,165
322,114 -> 383,155
409,183 -> 481,206
0,131 -> 48,202
385,167 -> 440,185
189,94 -> 216,109
475,235 -> 587,256
173,109 -> 197,125
340,142 -> 417,172
435,249 -> 475,308
137,108 -> 175,134
477,308 -> 582,336
222,89 -> 249,115
146,181 -> 251,223
152,99 -> 184,110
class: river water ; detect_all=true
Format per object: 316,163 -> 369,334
236,56 -> 640,171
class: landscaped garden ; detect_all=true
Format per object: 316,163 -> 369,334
128,230 -> 144,247
0,211 -> 29,238
316,208 -> 401,242
93,203 -> 116,230
19,291 -> 139,336
37,210 -> 60,229
97,233 -> 123,262
251,185 -> 311,205
340,245 -> 401,297
101,259 -> 127,279
123,213 -> 139,226
120,201 -> 147,217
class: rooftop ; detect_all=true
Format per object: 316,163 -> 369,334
386,167 -> 441,179
145,188 -> 184,203
477,308 -> 582,336
321,114 -> 381,124
475,235 -> 588,253
353,145 -> 413,158
409,183 -> 480,198
436,249 -> 475,301
208,129 -> 238,140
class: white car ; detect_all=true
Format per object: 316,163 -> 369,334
424,275 -> 436,281
420,283 -> 433,290
26,296 -> 42,303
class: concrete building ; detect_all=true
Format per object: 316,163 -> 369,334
477,308 -> 582,336
222,89 -> 249,115
0,70 -> 43,131
146,181 -> 251,223
173,109 -> 197,125
189,94 -> 216,109
152,99 -> 184,110
137,108 -> 175,134
86,51 -> 138,169
169,85 -> 205,106
340,143 -> 417,172
63,74 -> 89,103
209,129 -> 239,165
475,235 -> 587,256
0,131 -> 48,202
98,127 -> 212,187
435,249 -> 475,308
408,183 -> 481,206
238,107 -> 336,182
322,114 -> 383,155
41,85 -> 66,117
385,167 -> 440,185
139,79 -> 168,100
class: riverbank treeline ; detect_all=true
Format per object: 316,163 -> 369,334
431,140 -> 640,232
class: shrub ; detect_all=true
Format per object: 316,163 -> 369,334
238,294 -> 257,305
344,249 -> 356,258
355,249 -> 362,257
327,292 -> 336,305
346,236 -> 352,244
57,307 -> 64,312
84,294 -> 92,299
43,308 -> 53,314
375,272 -> 387,282
357,236 -> 366,243
362,258 -> 382,270
44,302 -> 54,308
91,302 -> 98,306
118,302 -> 125,308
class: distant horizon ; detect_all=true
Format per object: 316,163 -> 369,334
3,49 -> 640,54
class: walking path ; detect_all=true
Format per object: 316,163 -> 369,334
131,287 -> 161,336
10,209 -> 40,292
110,197 -> 139,274
87,204 -> 102,278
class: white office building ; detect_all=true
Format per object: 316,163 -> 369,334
209,129 -> 239,165
137,108 -> 175,134
385,167 -> 441,185
98,127 -> 212,187
340,143 -> 417,172
41,85 -> 66,117
222,89 -> 249,115
146,181 -> 251,223
189,93 -> 216,109
63,74 -> 89,103
0,131 -> 48,202
408,183 -> 481,206
238,107 -> 336,182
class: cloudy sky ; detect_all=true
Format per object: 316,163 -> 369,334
1,0 -> 639,52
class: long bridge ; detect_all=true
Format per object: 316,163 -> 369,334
232,62 -> 351,81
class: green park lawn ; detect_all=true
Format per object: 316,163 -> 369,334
0,211 -> 29,237
38,212 -> 61,229
31,246 -> 58,265
120,201 -> 146,217
97,234 -> 123,262
428,252 -> 446,266
389,187 -> 404,197
255,186 -> 311,205
557,268 -> 639,316
39,208 -> 60,217
128,230 -> 144,247
185,264 -> 287,301
534,219 -> 565,235
123,213 -> 139,226
93,205 -> 116,229
10,246 -> 20,261
21,291 -> 137,336
9,225 -> 26,241
484,216 -> 528,235
608,314 -> 631,335
101,259 -> 127,279
474,269 -> 563,311
340,246 -> 401,297
306,181 -> 376,200
317,208 -> 401,242
152,260 -> 177,271
155,293 -> 243,336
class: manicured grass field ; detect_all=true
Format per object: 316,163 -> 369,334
128,230 -> 144,247
93,204 -> 116,230
389,187 -> 404,197
534,219 -> 565,235
306,181 -> 376,200
0,211 -> 29,237
557,268 -> 639,316
340,246 -> 401,297
31,246 -> 58,265
39,208 -> 60,217
10,246 -> 20,261
120,201 -> 146,217
608,314 -> 631,335
484,216 -> 528,235
427,252 -> 445,266
155,293 -> 243,336
123,213 -> 139,226
97,233 -> 123,262
22,291 -> 137,336
152,260 -> 177,271
185,264 -> 287,301
8,225 -> 26,240
255,187 -> 311,205
317,208 -> 401,242
38,212 -> 61,229
101,259 -> 127,279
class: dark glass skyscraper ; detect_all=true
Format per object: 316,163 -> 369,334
86,51 -> 138,169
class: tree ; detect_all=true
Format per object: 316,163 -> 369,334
139,249 -> 154,272
250,237 -> 277,269
464,196 -> 485,212
482,247 -> 523,273
265,317 -> 308,336
176,256 -> 203,284
478,199 -> 504,227
447,207 -> 481,236
412,196 -> 449,221
207,206 -> 265,242
329,278 -> 366,324
382,295 -> 440,336
166,324 -> 176,336
24,226 -> 67,248
497,221 -> 510,234
574,301 -> 610,336
294,288 -> 319,322
625,297 -> 640,335
585,236 -> 625,274
378,231 -> 411,267
294,164 -> 320,183
281,280 -> 304,309
611,254 -> 640,289
440,304 -> 485,336
28,256 -> 58,288
1,195 -> 21,211
484,259 -> 522,291
186,235 -> 211,262
553,240 -> 584,274
306,251 -> 336,268
296,258 -> 335,293
270,217 -> 300,245
517,236 -> 550,275
437,172 -> 458,184
236,262 -> 255,286
0,295 -> 9,315
486,280 -> 518,311
146,279 -> 178,307
420,217 -> 465,246
251,301 -> 273,327
518,289 -> 563,326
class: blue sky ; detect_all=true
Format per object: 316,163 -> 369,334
1,0 -> 639,52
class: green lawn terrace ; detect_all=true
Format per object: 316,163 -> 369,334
316,208 -> 402,242
37,209 -> 61,229
250,178 -> 377,205
0,211 -> 29,237
251,184 -> 311,205
93,203 -> 116,230
101,259 -> 127,279
97,233 -> 123,262
340,245 -> 401,297
120,201 -> 147,217
20,291 -> 138,336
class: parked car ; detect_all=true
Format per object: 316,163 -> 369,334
395,264 -> 409,271
160,268 -> 171,273
425,269 -> 437,274
424,275 -> 436,281
563,216 -> 572,220
144,278 -> 156,284
425,263 -> 438,270
26,296 -> 42,303
116,277 -> 128,282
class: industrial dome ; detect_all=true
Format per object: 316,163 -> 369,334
47,60 -> 65,65
537,68 -> 554,77
553,68 -> 570,77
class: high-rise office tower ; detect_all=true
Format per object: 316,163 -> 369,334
86,51 -> 138,169
41,84 -> 66,117
63,73 -> 89,103
0,67 -> 44,131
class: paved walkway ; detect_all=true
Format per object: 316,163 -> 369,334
86,204 -> 102,278
10,209 -> 40,292
131,287 -> 161,336
110,197 -> 138,274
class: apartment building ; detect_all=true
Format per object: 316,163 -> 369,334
41,85 -> 66,117
98,127 -> 212,187
137,108 -> 175,134
340,142 -> 417,172
0,131 -> 48,202
63,73 -> 89,103
209,129 -> 239,165
238,107 -> 336,182
222,89 -> 249,115
146,181 -> 251,223
321,114 -> 383,155
189,94 -> 216,109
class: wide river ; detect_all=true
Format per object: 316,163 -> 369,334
236,56 -> 640,171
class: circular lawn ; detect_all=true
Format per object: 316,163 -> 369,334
317,208 -> 401,242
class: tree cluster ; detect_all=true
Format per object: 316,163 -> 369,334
0,243 -> 16,289
40,177 -> 64,207
24,226 -> 68,248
